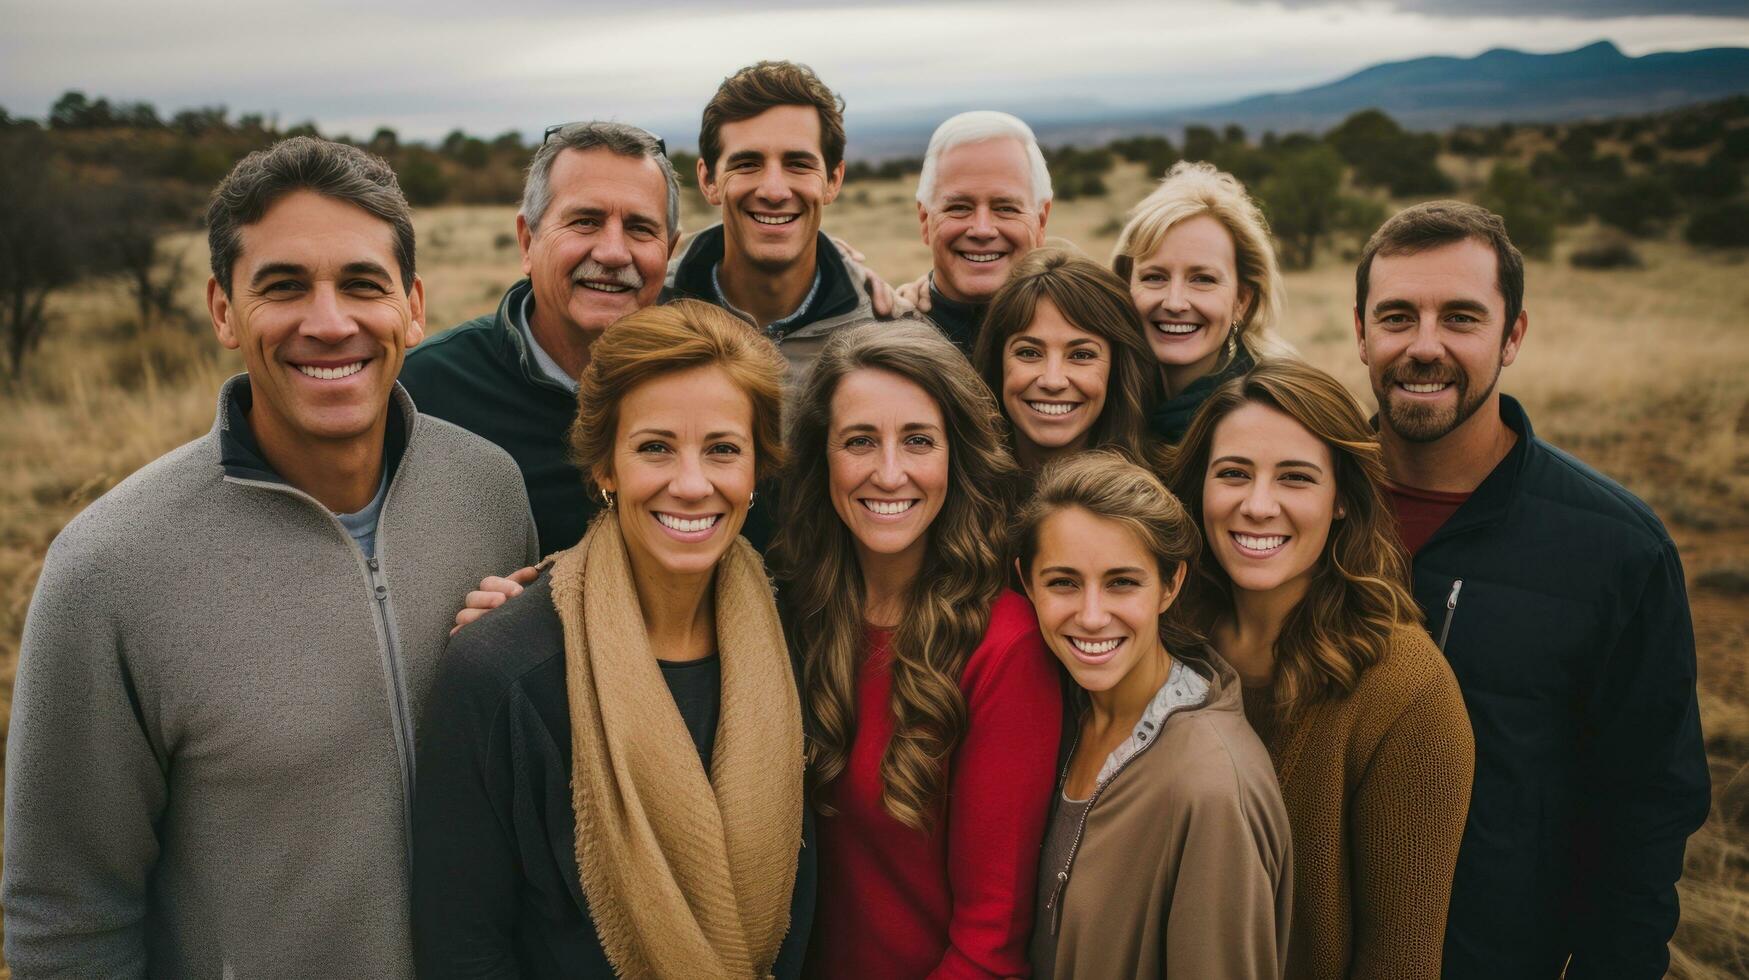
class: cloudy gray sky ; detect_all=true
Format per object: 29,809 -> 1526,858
4,0 -> 1746,148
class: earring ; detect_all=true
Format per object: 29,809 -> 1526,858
600,488 -> 616,510
1225,322 -> 1239,361
749,489 -> 757,509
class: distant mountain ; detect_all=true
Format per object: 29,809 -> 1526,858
1163,41 -> 1749,134
842,41 -> 1749,158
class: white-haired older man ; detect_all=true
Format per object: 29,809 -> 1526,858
908,110 -> 1053,351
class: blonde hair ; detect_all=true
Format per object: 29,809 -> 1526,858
1112,161 -> 1293,363
570,299 -> 786,491
772,320 -> 1018,832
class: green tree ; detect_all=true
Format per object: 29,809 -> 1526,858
1325,109 -> 1452,196
1182,125 -> 1219,163
1256,144 -> 1379,269
397,152 -> 450,206
1478,163 -> 1559,259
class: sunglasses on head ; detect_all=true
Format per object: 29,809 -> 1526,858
542,123 -> 667,158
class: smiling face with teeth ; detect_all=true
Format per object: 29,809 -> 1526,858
700,104 -> 844,276
918,137 -> 1049,304
1128,213 -> 1253,396
1201,402 -> 1338,603
597,365 -> 757,581
1000,297 -> 1110,468
208,189 -> 425,460
826,368 -> 950,576
1355,238 -> 1526,446
1025,506 -> 1185,699
519,147 -> 673,356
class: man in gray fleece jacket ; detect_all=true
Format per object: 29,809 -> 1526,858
3,137 -> 537,978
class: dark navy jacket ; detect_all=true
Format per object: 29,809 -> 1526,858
1419,396 -> 1709,980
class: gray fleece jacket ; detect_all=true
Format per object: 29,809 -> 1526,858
2,375 -> 538,979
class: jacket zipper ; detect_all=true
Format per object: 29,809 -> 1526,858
367,553 -> 417,867
1044,705 -> 1180,936
223,470 -> 418,870
1437,578 -> 1464,651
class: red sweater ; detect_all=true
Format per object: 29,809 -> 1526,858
807,590 -> 1063,979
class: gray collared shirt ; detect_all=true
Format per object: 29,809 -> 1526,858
514,291 -> 579,394
711,261 -> 821,340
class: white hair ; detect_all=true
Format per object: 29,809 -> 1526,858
915,111 -> 1053,208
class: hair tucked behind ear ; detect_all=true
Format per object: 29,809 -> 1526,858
771,321 -> 1017,832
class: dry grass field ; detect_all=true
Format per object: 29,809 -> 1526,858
0,163 -> 1744,975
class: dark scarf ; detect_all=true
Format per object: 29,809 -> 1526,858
1149,349 -> 1256,444
925,279 -> 986,356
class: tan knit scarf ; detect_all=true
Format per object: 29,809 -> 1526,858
548,516 -> 803,979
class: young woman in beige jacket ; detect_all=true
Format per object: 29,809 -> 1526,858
1019,450 -> 1293,979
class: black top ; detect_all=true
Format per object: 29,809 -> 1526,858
410,573 -> 815,980
398,280 -> 592,555
922,279 -> 986,355
1419,396 -> 1709,980
658,654 -> 720,770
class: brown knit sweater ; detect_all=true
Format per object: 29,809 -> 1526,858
1241,625 -> 1474,980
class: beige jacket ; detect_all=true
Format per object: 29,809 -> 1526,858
1040,653 -> 1293,979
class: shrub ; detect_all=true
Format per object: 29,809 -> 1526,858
1569,241 -> 1642,269
1478,163 -> 1559,259
1685,201 -> 1749,248
1591,175 -> 1678,236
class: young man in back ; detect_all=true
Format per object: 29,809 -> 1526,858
3,137 -> 536,978
667,60 -> 875,382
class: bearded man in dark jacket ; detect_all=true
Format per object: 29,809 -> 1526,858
1352,201 -> 1710,980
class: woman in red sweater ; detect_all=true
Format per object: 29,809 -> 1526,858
772,320 -> 1063,979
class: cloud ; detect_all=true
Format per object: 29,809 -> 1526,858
2,0 -> 1744,144
1239,0 -> 1746,18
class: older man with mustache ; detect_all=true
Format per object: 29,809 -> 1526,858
400,121 -> 681,554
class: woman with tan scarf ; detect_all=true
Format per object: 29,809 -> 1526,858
410,300 -> 811,979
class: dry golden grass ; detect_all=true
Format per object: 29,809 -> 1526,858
0,166 -> 1744,976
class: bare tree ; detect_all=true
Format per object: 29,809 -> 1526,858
0,133 -> 94,378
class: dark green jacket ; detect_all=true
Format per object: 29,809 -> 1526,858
398,281 -> 592,554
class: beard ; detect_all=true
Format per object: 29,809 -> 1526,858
1376,356 -> 1500,443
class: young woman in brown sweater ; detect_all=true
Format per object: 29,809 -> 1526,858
1162,358 -> 1474,980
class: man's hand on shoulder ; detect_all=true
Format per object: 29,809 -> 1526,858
452,565 -> 540,636
828,235 -> 913,319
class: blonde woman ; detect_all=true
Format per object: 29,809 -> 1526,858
412,300 -> 811,979
774,321 -> 1062,979
1112,161 -> 1294,444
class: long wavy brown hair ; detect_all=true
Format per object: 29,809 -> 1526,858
1161,358 -> 1422,717
771,320 -> 1017,831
